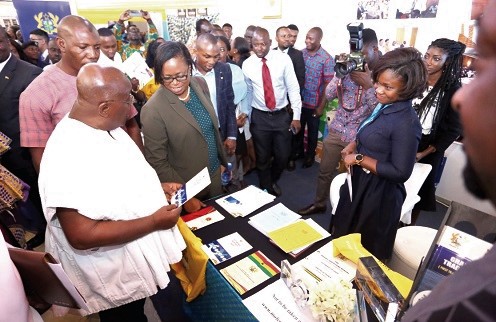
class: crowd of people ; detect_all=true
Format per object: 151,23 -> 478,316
1,4 -> 494,321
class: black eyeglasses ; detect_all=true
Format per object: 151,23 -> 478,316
161,74 -> 189,84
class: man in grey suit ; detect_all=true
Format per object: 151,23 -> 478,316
0,27 -> 44,248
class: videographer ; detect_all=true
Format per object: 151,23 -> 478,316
298,27 -> 380,216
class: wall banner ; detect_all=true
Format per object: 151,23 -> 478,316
12,0 -> 71,40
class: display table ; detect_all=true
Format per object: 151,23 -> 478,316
183,199 -> 333,321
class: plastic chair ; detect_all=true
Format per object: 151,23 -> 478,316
329,163 -> 432,224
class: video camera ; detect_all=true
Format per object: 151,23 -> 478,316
334,22 -> 365,79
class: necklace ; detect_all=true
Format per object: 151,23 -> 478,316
178,86 -> 191,102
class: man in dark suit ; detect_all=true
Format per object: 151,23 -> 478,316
193,33 -> 237,155
0,27 -> 44,248
273,26 -> 305,171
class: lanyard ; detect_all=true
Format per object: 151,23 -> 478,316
337,78 -> 364,112
357,103 -> 390,134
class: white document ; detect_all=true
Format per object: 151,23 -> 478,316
47,262 -> 89,311
215,185 -> 275,217
201,232 -> 252,265
248,203 -> 301,236
120,51 -> 154,88
242,279 -> 315,322
184,210 -> 224,231
347,172 -> 353,201
293,241 -> 357,288
171,167 -> 211,207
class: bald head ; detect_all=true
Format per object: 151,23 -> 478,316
72,64 -> 131,130
58,15 -> 97,40
196,33 -> 218,50
77,64 -> 130,104
252,27 -> 272,58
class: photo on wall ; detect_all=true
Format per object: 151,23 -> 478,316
395,0 -> 439,19
357,0 -> 391,19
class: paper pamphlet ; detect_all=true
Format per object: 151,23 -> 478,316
220,251 -> 280,295
201,232 -> 252,265
182,207 -> 224,231
267,219 -> 327,253
248,203 -> 301,237
292,240 -> 357,287
171,167 -> 211,207
285,219 -> 331,258
215,185 -> 275,217
120,51 -> 154,88
242,279 -> 315,322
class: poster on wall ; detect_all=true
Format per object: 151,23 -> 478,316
395,0 -> 439,19
12,0 -> 71,41
357,0 -> 391,20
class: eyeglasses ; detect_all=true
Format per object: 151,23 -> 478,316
161,74 -> 189,84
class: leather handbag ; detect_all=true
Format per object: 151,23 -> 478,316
170,217 -> 208,302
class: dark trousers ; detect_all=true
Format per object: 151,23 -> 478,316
250,108 -> 292,191
98,298 -> 147,322
299,107 -> 320,160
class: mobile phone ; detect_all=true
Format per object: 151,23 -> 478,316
129,10 -> 141,17
290,126 -> 297,134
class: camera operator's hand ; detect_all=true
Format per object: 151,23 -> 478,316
118,10 -> 132,23
350,64 -> 373,89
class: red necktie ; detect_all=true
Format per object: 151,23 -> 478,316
261,57 -> 276,110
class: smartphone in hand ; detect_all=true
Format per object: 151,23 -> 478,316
129,10 -> 141,17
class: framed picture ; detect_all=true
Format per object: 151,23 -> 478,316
177,9 -> 186,17
197,8 -> 208,16
187,9 -> 197,17
262,0 -> 282,19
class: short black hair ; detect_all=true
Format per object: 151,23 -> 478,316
287,24 -> 299,31
29,28 -> 49,42
196,18 -> 211,33
154,41 -> 193,85
222,23 -> 232,29
22,40 -> 38,50
215,35 -> 231,51
372,47 -> 427,101
97,27 -> 114,37
362,28 -> 378,46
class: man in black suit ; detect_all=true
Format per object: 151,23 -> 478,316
0,27 -> 44,248
193,33 -> 237,155
273,26 -> 305,171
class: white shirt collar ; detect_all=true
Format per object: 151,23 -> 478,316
0,53 -> 12,74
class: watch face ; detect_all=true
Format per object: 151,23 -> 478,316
356,154 -> 363,161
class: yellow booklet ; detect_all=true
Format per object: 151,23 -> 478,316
268,219 -> 324,253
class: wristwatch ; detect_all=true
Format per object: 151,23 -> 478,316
355,154 -> 364,165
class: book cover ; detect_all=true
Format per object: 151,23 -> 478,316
267,219 -> 325,253
413,225 -> 492,295
220,251 -> 280,295
201,232 -> 252,265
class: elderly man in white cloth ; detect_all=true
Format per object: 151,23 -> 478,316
38,63 -> 185,321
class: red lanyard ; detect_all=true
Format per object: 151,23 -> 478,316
337,78 -> 363,112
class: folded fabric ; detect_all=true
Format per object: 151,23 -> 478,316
171,218 -> 208,302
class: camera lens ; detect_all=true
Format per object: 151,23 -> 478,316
334,60 -> 357,79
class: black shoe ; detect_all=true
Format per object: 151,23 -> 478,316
302,158 -> 315,168
26,231 -> 45,250
298,204 -> 326,216
287,160 -> 296,171
271,183 -> 282,197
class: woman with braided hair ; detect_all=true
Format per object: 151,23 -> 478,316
411,38 -> 465,224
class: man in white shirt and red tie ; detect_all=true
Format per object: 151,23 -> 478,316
242,27 -> 302,196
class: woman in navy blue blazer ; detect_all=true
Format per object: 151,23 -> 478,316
332,48 -> 428,260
